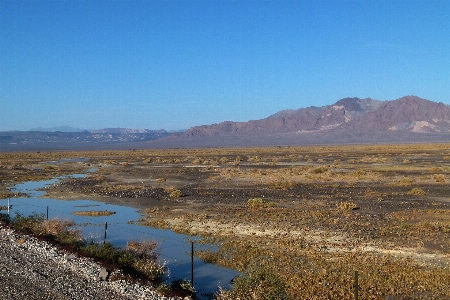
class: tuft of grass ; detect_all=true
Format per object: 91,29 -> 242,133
407,187 -> 426,195
72,210 -> 116,216
337,201 -> 359,210
247,198 -> 277,209
169,189 -> 183,198
312,167 -> 328,174
217,265 -> 289,300
11,212 -> 44,232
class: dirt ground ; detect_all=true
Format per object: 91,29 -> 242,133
1,144 -> 450,299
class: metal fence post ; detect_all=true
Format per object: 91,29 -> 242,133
191,241 -> 194,288
354,271 -> 359,300
104,222 -> 108,244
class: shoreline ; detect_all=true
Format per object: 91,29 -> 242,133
0,219 -> 192,300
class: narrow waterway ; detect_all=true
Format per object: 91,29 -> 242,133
1,175 -> 238,299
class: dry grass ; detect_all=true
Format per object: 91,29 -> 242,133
72,210 -> 116,216
2,144 -> 450,299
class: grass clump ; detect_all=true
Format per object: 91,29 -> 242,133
247,198 -> 277,209
312,167 -> 328,174
337,201 -> 359,210
11,212 -> 44,232
217,265 -> 289,300
11,213 -> 82,247
81,239 -> 167,280
72,210 -> 116,216
9,212 -> 167,282
407,187 -> 426,195
169,189 -> 183,198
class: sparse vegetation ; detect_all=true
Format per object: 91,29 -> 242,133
2,144 -> 450,299
217,265 -> 289,300
72,210 -> 116,216
169,189 -> 183,198
247,198 -> 277,209
408,187 -> 426,195
7,212 -> 167,283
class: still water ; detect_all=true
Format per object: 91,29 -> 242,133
1,175 -> 238,299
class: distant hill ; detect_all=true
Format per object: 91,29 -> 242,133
29,126 -> 86,132
1,96 -> 449,150
153,95 -> 450,147
0,128 -> 173,150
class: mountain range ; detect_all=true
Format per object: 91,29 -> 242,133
1,96 -> 449,150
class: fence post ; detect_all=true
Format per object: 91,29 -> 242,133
354,271 -> 359,300
8,198 -> 10,217
191,241 -> 194,288
46,206 -> 49,220
104,222 -> 108,244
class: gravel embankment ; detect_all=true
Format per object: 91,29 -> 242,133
0,222 -> 190,300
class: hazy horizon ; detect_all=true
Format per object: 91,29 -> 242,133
1,1 -> 449,131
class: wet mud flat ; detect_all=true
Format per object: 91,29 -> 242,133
1,144 -> 450,299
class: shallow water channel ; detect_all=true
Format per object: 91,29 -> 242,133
1,175 -> 238,299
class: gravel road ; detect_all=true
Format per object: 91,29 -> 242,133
0,222 -> 190,300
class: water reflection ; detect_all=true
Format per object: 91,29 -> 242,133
1,176 -> 237,299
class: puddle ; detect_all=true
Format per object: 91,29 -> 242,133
1,176 -> 238,299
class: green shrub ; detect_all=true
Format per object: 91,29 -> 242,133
11,212 -> 44,232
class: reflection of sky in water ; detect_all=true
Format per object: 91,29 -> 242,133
2,176 -> 237,299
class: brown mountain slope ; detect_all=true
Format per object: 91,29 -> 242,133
345,96 -> 450,133
156,96 -> 450,147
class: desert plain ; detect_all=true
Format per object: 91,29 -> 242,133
1,143 -> 450,299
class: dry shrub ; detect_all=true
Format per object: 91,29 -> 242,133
247,198 -> 277,209
126,239 -> 159,260
407,187 -> 426,195
41,219 -> 75,236
312,167 -> 328,174
434,174 -> 445,183
398,176 -> 414,186
169,189 -> 183,198
217,265 -> 288,300
125,240 -> 167,279
72,210 -> 115,216
338,201 -> 359,210
41,218 -> 82,245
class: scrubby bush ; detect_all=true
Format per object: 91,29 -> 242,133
338,201 -> 359,210
247,198 -> 277,209
41,218 -> 82,246
11,212 -> 44,232
169,189 -> 183,198
171,278 -> 195,293
408,187 -> 426,195
217,265 -> 289,300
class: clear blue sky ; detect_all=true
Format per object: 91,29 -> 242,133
1,0 -> 449,131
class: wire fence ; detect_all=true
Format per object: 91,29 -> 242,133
0,196 -> 238,299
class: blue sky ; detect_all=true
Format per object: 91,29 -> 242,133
1,0 -> 449,131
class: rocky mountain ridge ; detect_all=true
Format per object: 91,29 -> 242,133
175,96 -> 450,139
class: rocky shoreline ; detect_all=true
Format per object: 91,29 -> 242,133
0,221 -> 192,300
